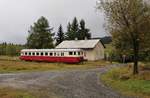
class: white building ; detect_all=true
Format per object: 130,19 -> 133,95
56,39 -> 105,61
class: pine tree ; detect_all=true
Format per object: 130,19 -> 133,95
56,24 -> 64,45
27,16 -> 54,49
78,19 -> 91,40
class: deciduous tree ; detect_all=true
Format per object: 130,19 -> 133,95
98,0 -> 150,74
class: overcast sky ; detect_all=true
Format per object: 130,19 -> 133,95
0,0 -> 106,44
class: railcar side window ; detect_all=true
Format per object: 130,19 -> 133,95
29,52 -> 31,56
45,52 -> 48,56
78,52 -> 80,55
25,52 -> 28,56
49,53 -> 53,56
57,53 -> 60,56
74,52 -> 76,55
41,52 -> 43,56
54,52 -> 56,56
69,52 -> 73,55
36,52 -> 39,56
61,52 -> 64,56
32,52 -> 35,56
21,52 -> 24,56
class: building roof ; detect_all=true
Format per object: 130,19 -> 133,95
21,49 -> 82,52
56,39 -> 103,49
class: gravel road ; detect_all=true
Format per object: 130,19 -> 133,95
0,65 -> 133,98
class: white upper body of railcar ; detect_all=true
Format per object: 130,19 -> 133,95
21,49 -> 84,57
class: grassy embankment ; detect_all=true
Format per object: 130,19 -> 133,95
0,56 -> 112,73
0,88 -> 35,98
101,62 -> 150,98
0,56 -> 112,98
0,87 -> 59,98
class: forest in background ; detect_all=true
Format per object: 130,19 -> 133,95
0,43 -> 24,56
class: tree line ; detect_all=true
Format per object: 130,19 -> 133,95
27,17 -> 91,49
0,43 -> 24,56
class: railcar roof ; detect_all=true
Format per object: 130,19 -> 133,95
21,49 -> 82,52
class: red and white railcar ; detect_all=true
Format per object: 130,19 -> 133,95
20,49 -> 84,63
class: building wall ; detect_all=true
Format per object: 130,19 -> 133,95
83,42 -> 105,61
83,49 -> 94,61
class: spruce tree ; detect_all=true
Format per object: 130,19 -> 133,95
65,22 -> 72,40
71,17 -> 79,39
27,16 -> 54,49
56,24 -> 64,45
78,19 -> 91,40
65,17 -> 79,40
67,22 -> 71,32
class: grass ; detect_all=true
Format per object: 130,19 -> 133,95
0,88 -> 35,98
0,56 -> 19,61
0,56 -> 111,73
101,64 -> 150,98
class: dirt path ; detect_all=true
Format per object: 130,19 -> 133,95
0,65 -> 133,98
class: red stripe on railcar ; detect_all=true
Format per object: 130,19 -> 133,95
20,56 -> 83,63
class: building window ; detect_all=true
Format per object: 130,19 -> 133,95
45,52 -> 48,56
49,53 -> 53,56
69,52 -> 73,55
84,52 -> 86,57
